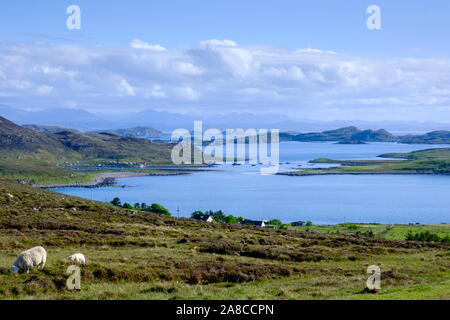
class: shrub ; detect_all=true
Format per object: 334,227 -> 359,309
364,230 -> 374,238
192,210 -> 229,224
209,210 -> 226,224
149,203 -> 171,216
110,197 -> 121,207
122,203 -> 134,210
191,210 -> 204,218
225,215 -> 238,224
347,223 -> 358,230
267,219 -> 282,227
406,230 -> 449,243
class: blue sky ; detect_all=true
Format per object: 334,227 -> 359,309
1,0 -> 449,57
0,1 -> 450,122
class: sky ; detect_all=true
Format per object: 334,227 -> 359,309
0,0 -> 450,122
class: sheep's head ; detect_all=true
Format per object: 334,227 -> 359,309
11,265 -> 19,273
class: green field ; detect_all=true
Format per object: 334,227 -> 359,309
290,223 -> 450,240
0,179 -> 449,300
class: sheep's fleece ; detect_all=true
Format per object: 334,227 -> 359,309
67,253 -> 86,264
12,246 -> 47,273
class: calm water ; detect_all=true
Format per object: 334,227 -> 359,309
54,142 -> 450,225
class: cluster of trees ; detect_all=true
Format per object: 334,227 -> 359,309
406,230 -> 450,243
110,197 -> 171,216
190,212 -> 300,229
267,219 -> 312,229
112,200 -> 304,229
191,210 -> 244,224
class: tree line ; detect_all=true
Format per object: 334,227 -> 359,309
110,197 -> 171,216
109,198 -> 313,229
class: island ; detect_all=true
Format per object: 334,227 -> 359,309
280,126 -> 450,144
279,148 -> 450,176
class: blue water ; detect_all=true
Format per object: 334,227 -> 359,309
54,142 -> 450,225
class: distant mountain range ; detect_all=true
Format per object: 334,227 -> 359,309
1,115 -> 449,178
280,127 -> 450,144
1,105 -> 449,133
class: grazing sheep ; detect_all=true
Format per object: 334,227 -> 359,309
67,253 -> 86,265
12,246 -> 47,274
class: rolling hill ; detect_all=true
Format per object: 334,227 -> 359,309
86,126 -> 163,138
0,116 -> 176,185
0,116 -> 173,163
22,124 -> 81,135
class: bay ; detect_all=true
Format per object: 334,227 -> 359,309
54,142 -> 450,224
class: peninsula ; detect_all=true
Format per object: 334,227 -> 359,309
279,148 -> 450,176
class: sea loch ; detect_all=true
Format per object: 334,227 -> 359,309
54,142 -> 450,225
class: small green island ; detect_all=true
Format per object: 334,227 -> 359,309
279,148 -> 450,176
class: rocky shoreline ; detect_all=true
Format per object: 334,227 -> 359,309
36,171 -> 190,189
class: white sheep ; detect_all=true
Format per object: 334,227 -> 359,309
67,253 -> 86,265
12,246 -> 47,274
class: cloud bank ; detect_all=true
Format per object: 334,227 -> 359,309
0,39 -> 450,121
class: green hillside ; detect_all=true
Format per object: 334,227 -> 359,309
0,116 -> 176,184
22,124 -> 81,134
0,116 -> 173,163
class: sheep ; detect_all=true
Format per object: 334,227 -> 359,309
67,253 -> 86,265
12,246 -> 47,274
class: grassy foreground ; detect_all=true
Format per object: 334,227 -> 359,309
0,179 -> 449,300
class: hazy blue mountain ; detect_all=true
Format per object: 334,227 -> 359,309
1,105 -> 449,133
0,106 -> 105,131
281,127 -> 449,144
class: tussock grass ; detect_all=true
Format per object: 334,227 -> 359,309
0,179 -> 449,300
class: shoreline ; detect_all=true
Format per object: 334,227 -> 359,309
278,170 -> 450,176
36,171 -> 191,189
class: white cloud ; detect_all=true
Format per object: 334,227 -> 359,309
129,38 -> 167,51
146,85 -> 167,99
118,79 -> 135,96
173,61 -> 204,75
36,85 -> 54,95
296,47 -> 336,54
0,40 -> 450,121
177,86 -> 199,101
200,39 -> 238,47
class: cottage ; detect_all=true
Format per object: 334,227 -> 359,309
192,213 -> 214,223
242,219 -> 266,227
291,221 -> 306,227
